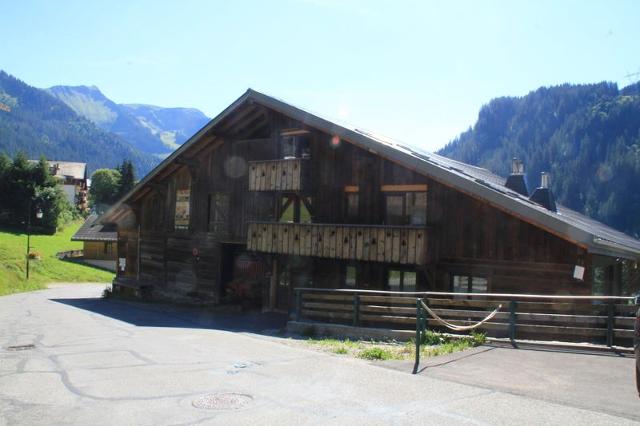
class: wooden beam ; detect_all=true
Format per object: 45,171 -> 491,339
175,157 -> 198,168
381,184 -> 428,192
281,128 -> 310,136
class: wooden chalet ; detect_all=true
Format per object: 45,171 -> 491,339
99,89 -> 640,311
71,213 -> 117,271
29,160 -> 89,211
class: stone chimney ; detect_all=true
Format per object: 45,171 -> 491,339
504,158 -> 529,196
529,172 -> 557,212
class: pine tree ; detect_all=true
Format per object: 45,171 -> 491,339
116,160 -> 136,199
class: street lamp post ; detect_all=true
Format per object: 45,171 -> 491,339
25,199 -> 43,280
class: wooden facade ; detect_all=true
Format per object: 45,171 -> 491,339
83,241 -> 116,261
106,90 -> 640,310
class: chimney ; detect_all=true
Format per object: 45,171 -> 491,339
529,172 -> 557,212
504,157 -> 529,196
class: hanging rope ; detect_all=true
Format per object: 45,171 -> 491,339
420,300 -> 502,331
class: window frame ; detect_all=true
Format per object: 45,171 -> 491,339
207,192 -> 230,233
383,190 -> 427,226
387,268 -> 418,292
343,264 -> 358,288
451,275 -> 489,295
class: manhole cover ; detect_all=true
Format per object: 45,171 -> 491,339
192,393 -> 252,410
7,344 -> 35,351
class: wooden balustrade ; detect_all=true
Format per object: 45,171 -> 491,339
247,222 -> 427,265
248,158 -> 309,191
292,288 -> 638,347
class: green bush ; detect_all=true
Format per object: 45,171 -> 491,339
357,347 -> 395,360
471,331 -> 487,346
421,330 -> 449,346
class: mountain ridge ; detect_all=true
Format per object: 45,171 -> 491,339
0,71 -> 156,174
46,85 -> 209,158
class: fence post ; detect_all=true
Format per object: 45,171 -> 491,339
295,289 -> 302,322
353,294 -> 360,327
413,298 -> 422,374
509,300 -> 518,346
606,301 -> 614,347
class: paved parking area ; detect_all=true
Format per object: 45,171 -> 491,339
1,284 -> 639,425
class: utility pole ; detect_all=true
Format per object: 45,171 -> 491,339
25,198 -> 43,280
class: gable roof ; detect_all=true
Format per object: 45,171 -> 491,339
72,213 -> 117,242
101,89 -> 640,259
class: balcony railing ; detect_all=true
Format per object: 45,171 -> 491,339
248,158 -> 309,192
247,222 -> 426,265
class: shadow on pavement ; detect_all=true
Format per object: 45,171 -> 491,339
50,297 -> 288,334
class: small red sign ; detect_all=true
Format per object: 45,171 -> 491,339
192,248 -> 199,257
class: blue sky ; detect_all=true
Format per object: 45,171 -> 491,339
3,0 -> 639,151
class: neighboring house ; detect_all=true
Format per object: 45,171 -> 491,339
71,213 -> 117,271
29,160 -> 89,211
99,89 -> 640,310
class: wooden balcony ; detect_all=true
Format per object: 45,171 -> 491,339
247,222 -> 426,265
248,158 -> 309,192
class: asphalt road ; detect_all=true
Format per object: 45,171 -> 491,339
1,284 -> 638,425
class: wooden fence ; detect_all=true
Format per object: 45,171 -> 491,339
56,249 -> 84,259
292,288 -> 638,347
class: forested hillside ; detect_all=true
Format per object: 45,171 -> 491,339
0,71 -> 156,174
439,82 -> 640,237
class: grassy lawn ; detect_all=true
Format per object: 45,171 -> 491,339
302,331 -> 486,361
0,220 -> 114,296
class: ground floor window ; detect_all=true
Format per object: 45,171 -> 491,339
452,275 -> 488,294
279,264 -> 291,287
387,269 -> 417,292
345,265 -> 357,287
103,242 -> 113,255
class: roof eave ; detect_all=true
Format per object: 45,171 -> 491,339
99,89 -> 255,224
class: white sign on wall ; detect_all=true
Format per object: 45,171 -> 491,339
573,265 -> 585,281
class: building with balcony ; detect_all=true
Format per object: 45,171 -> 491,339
99,89 -> 640,310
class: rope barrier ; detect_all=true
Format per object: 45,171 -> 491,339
420,300 -> 502,331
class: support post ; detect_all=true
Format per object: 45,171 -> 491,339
25,198 -> 31,279
352,294 -> 360,327
606,301 -> 614,347
413,298 -> 422,374
269,260 -> 278,310
295,289 -> 302,322
509,300 -> 518,346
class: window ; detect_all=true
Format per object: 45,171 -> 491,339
346,193 -> 359,222
407,192 -> 427,225
279,265 -> 290,287
103,242 -> 113,255
385,195 -> 405,225
452,275 -> 488,294
208,192 -> 229,233
345,265 -> 357,287
388,270 -> 417,292
281,134 -> 310,159
174,169 -> 191,230
384,192 -> 427,225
